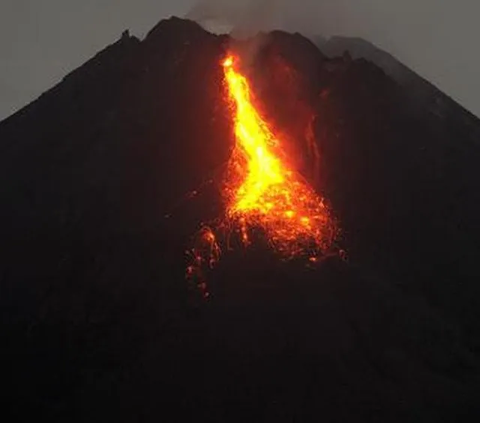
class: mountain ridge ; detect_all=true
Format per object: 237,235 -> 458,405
1,17 -> 480,422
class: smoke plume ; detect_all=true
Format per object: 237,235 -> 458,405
186,0 -> 284,38
185,0 -> 375,39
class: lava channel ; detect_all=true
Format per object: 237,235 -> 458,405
186,53 -> 337,297
222,54 -> 335,256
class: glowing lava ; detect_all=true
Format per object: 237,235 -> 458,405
186,54 -> 337,298
222,54 -> 335,256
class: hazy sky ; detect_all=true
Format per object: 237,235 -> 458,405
0,0 -> 479,119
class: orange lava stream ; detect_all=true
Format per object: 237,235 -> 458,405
222,55 -> 334,256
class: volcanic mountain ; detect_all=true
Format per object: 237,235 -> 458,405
2,17 -> 480,422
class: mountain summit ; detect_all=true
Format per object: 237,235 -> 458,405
2,17 -> 480,422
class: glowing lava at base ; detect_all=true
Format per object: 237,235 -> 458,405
222,54 -> 335,256
187,54 -> 337,298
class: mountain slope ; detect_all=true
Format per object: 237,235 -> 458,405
1,17 -> 480,422
318,35 -> 480,141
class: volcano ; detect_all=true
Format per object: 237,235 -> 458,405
1,17 -> 480,422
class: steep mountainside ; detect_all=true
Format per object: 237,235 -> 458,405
318,35 -> 480,139
1,17 -> 480,422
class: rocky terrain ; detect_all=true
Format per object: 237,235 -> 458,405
1,17 -> 480,422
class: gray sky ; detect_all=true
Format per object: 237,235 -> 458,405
1,0 -> 479,120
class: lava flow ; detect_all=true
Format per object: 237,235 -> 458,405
187,54 -> 336,297
222,54 -> 335,256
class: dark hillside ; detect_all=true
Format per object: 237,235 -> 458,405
1,17 -> 480,422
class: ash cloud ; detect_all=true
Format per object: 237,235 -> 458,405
184,1 -> 412,59
184,0 -> 352,69
185,0 -> 373,39
184,0 -> 382,63
185,0 -> 284,38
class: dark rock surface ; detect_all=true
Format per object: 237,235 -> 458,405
1,17 -> 480,422
318,35 -> 480,140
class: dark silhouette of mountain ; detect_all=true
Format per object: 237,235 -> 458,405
1,17 -> 480,422
317,35 -> 480,136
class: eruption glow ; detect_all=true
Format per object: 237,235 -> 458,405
187,53 -> 337,298
222,54 -> 335,256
